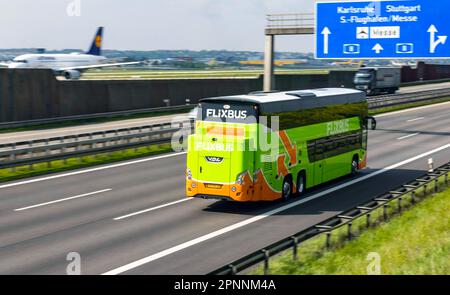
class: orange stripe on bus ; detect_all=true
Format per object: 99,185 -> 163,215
277,154 -> 289,177
279,131 -> 297,166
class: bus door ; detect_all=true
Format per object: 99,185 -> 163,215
313,140 -> 326,185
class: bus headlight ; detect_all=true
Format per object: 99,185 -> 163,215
186,168 -> 192,180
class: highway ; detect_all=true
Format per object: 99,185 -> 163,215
1,81 -> 450,145
0,101 -> 448,274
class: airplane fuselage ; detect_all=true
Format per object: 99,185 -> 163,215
8,53 -> 107,70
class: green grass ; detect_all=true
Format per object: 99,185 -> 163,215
0,143 -> 173,184
81,68 -> 335,80
252,183 -> 450,275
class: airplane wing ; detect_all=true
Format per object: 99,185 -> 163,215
59,61 -> 141,71
0,62 -> 10,67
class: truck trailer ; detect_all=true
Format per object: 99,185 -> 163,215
354,67 -> 401,96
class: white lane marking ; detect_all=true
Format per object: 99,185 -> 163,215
14,189 -> 112,212
0,152 -> 187,190
374,101 -> 450,118
114,198 -> 192,221
397,133 -> 420,140
101,143 -> 450,275
407,117 -> 425,122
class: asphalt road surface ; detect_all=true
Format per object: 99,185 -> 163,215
0,101 -> 449,274
1,81 -> 450,144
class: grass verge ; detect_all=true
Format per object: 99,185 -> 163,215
0,143 -> 174,184
251,182 -> 450,275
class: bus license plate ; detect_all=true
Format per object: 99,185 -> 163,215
205,184 -> 222,189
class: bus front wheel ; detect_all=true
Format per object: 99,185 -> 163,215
296,172 -> 306,197
351,156 -> 359,176
281,177 -> 293,201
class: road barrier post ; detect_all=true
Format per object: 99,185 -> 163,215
263,250 -> 270,275
291,236 -> 299,261
325,232 -> 332,250
347,222 -> 353,240
366,213 -> 371,228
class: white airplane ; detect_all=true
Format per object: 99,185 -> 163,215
0,27 -> 140,79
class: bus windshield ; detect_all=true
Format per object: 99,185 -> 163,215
199,102 -> 257,124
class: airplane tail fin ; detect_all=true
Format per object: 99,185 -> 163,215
87,27 -> 103,56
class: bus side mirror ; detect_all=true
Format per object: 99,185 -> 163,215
367,117 -> 377,130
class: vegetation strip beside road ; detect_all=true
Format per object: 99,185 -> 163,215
251,182 -> 450,275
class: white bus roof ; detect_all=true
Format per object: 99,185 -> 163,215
200,88 -> 366,113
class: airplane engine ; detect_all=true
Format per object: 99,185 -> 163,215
63,70 -> 81,80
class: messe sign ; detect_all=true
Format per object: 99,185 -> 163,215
315,0 -> 449,59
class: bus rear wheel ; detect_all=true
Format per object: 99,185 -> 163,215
281,177 -> 293,201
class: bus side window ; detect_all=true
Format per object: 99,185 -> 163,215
324,138 -> 337,158
307,141 -> 316,163
315,140 -> 325,161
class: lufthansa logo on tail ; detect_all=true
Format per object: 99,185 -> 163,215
95,36 -> 102,47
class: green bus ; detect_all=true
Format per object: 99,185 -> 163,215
186,88 -> 370,202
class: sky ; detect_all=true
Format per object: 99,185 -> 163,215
0,0 -> 315,52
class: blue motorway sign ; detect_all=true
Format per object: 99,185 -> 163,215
316,0 -> 450,59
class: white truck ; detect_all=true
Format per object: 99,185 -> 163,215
354,67 -> 401,95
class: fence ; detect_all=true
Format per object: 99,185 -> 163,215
0,121 -> 192,170
209,161 -> 450,275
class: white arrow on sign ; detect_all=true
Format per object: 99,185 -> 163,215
428,25 -> 447,54
372,43 -> 384,54
321,27 -> 331,55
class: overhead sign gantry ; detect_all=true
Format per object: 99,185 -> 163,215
263,14 -> 314,91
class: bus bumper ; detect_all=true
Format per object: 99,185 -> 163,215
186,177 -> 255,202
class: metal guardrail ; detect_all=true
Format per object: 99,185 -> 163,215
0,104 -> 194,130
367,87 -> 450,109
209,161 -> 450,275
0,121 -> 192,170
